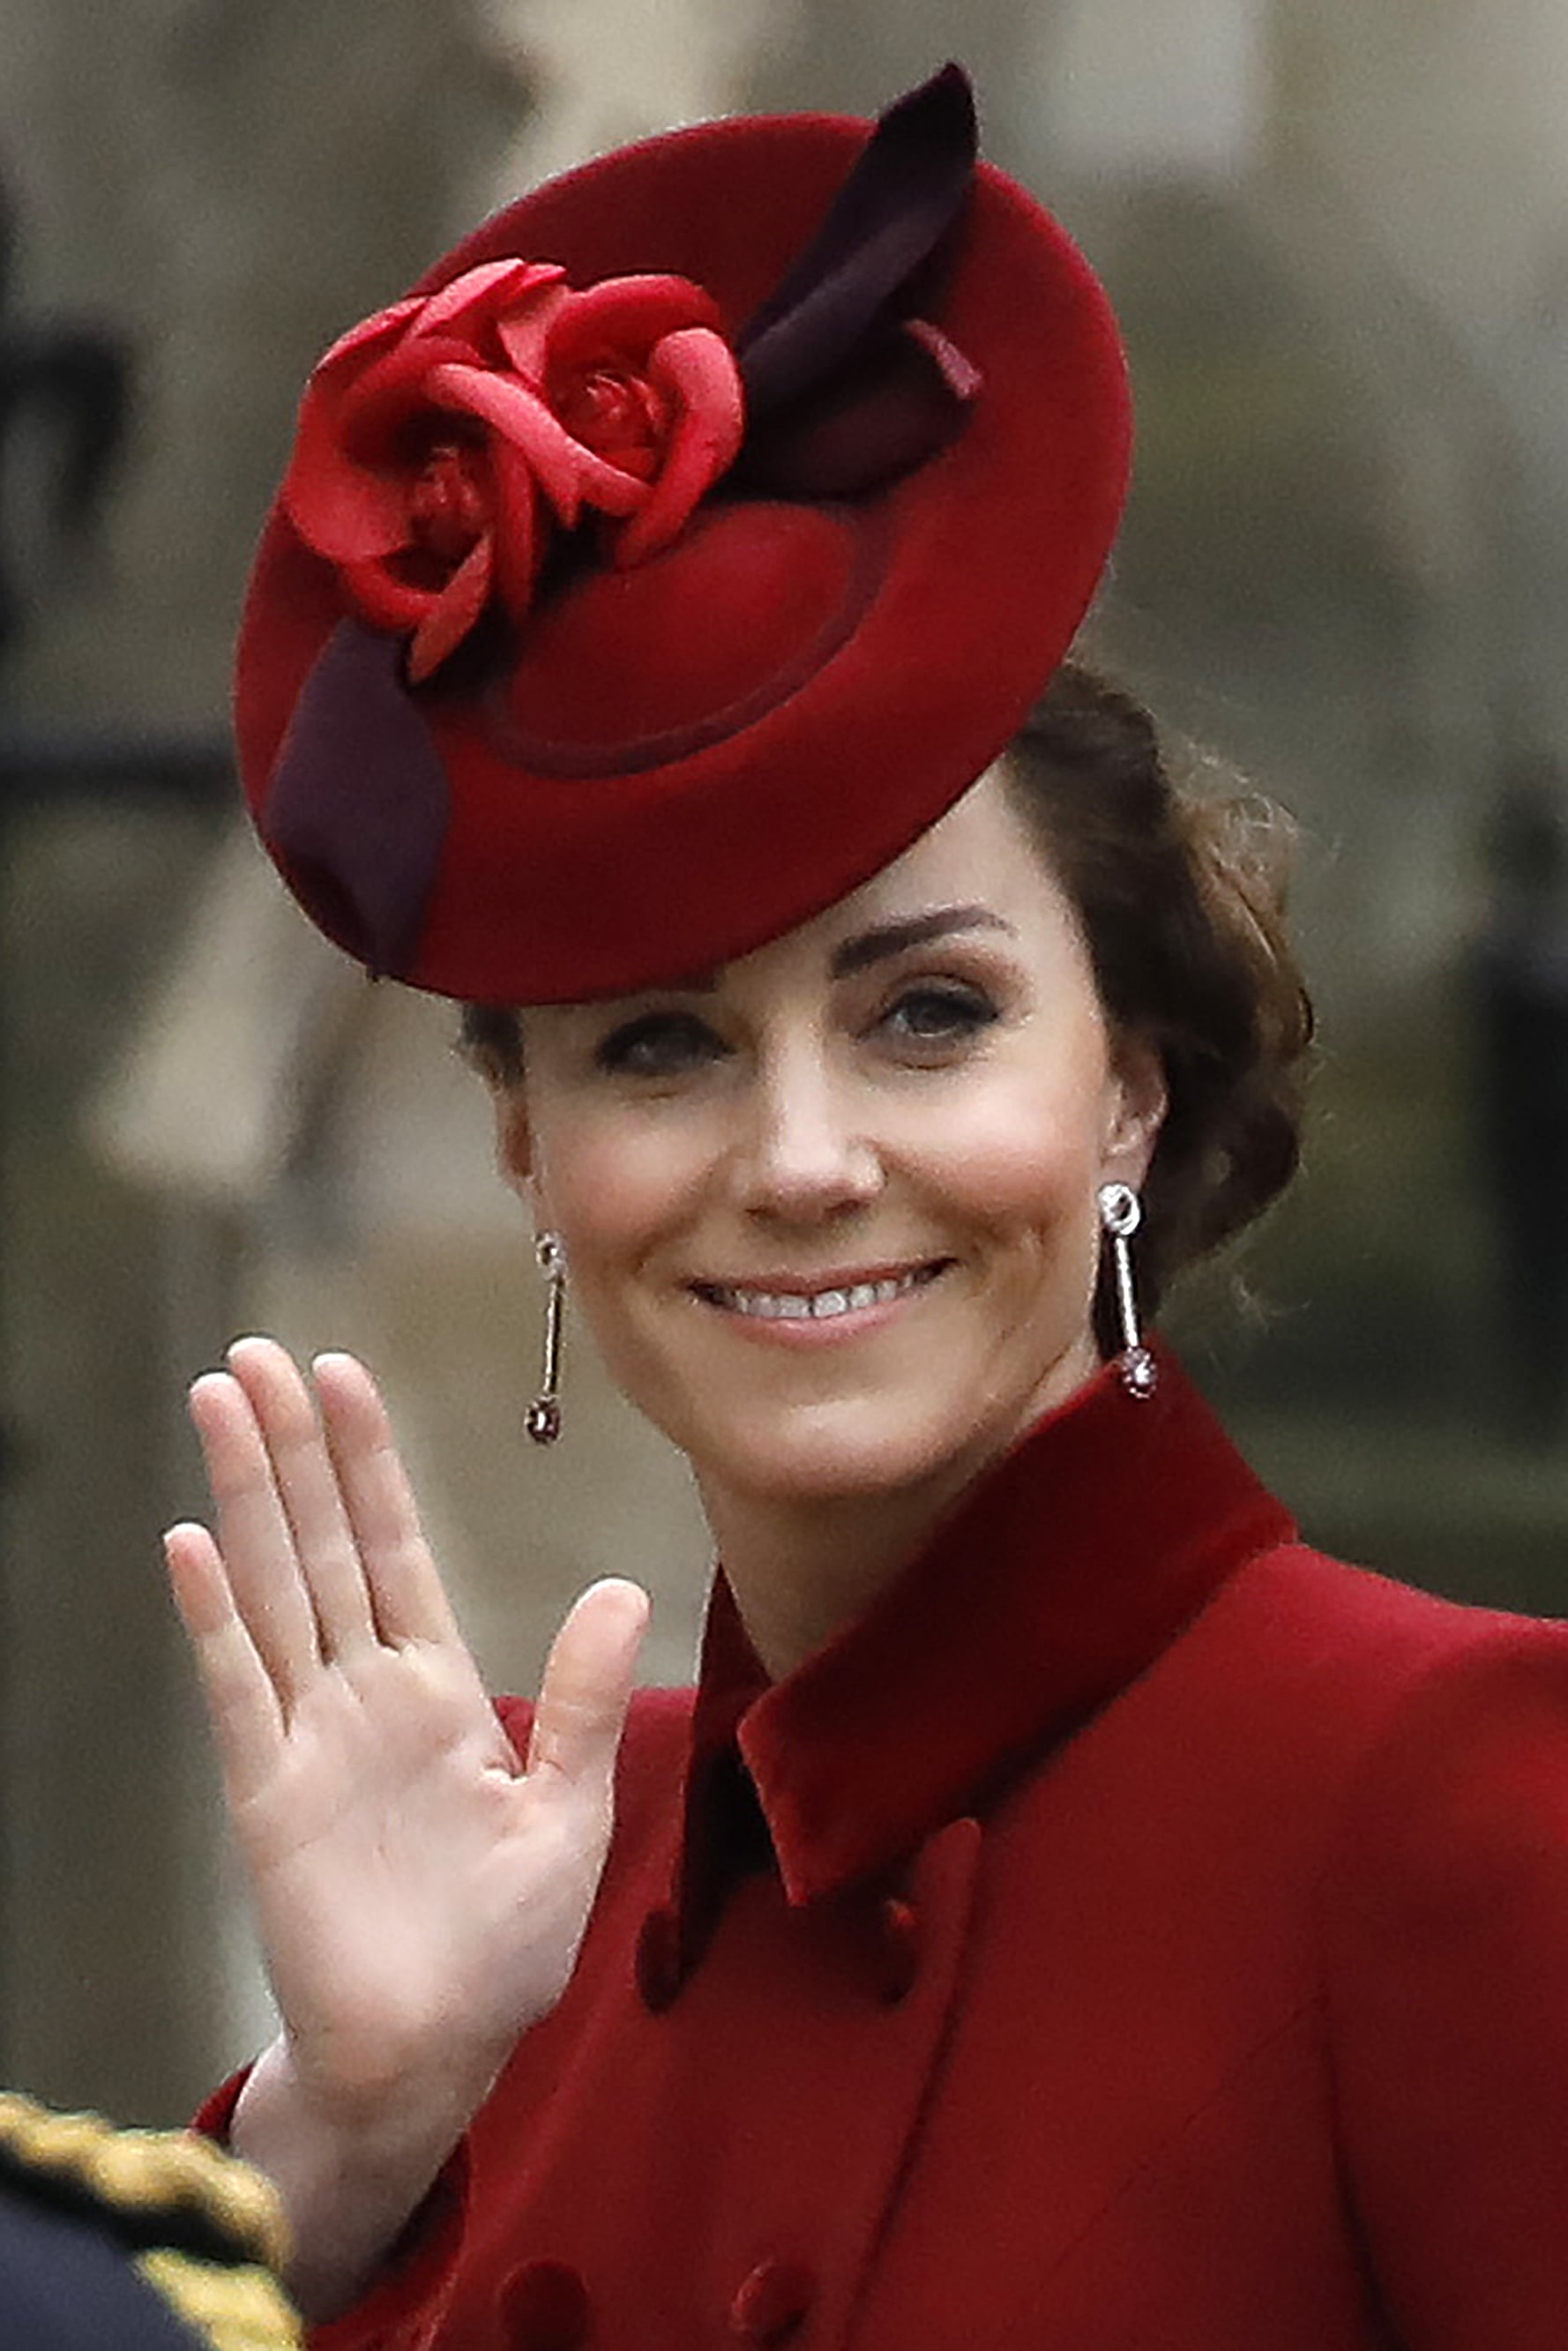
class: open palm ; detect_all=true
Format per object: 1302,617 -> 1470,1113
166,1338 -> 647,2130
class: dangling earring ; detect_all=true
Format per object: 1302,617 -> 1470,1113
1097,1182 -> 1157,1399
526,1233 -> 566,1444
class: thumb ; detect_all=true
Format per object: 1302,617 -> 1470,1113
526,1579 -> 650,1795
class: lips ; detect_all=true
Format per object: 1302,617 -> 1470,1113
691,1260 -> 951,1321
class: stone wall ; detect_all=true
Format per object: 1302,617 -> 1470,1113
0,0 -> 524,2116
0,0 -> 521,728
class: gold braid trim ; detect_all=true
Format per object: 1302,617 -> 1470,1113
137,2248 -> 302,2351
0,2093 -> 300,2348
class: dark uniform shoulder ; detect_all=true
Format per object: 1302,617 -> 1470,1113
0,2091 -> 300,2350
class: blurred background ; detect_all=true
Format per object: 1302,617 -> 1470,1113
3,0 -> 1568,2123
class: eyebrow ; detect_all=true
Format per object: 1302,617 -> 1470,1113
828,904 -> 1012,979
623,903 -> 1013,1002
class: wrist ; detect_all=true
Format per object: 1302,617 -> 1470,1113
230,2037 -> 487,2321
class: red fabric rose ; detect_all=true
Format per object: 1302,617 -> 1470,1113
281,258 -> 745,682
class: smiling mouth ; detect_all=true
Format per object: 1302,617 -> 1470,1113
691,1262 -> 952,1322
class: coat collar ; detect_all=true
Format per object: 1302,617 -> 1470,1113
673,1344 -> 1295,1926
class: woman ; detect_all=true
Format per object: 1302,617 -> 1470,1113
170,67 -> 1568,2349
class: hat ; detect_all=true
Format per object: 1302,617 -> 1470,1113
237,66 -> 1131,1004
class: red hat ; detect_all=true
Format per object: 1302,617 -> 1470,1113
236,67 -> 1131,1004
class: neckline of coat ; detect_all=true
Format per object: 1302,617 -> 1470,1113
670,1342 -> 1296,1919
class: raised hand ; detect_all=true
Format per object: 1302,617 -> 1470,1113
165,1339 -> 647,2308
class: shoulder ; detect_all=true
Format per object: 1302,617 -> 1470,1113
1151,1540 -> 1568,1870
1302,1564 -> 1568,1923
0,2093 -> 300,2351
1200,1535 -> 1568,1718
1258,1569 -> 1568,2334
1221,1545 -> 1568,2027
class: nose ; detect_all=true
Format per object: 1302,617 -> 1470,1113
727,1035 -> 882,1224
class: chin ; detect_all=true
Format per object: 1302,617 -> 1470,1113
687,1391 -> 1015,1508
619,1319 -> 1098,1511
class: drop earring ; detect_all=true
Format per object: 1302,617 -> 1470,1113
526,1233 -> 566,1444
1097,1182 -> 1157,1399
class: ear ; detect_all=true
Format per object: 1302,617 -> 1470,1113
491,1082 -> 546,1218
1102,1033 -> 1167,1190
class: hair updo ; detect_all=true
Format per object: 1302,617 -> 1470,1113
1005,662 -> 1312,1341
460,661 -> 1314,1339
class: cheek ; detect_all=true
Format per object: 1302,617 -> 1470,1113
914,1053 -> 1114,1234
528,1110 -> 706,1276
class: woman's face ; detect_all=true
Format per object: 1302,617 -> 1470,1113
502,765 -> 1164,1513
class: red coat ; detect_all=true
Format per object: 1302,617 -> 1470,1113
254,1353 -> 1568,2349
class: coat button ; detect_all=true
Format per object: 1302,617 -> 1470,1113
500,2257 -> 591,2349
875,1894 -> 920,2004
730,2258 -> 815,2343
636,1903 -> 684,2011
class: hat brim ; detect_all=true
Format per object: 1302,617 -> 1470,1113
237,102 -> 1131,1003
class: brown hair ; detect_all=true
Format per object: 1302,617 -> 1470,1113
460,661 -> 1314,1334
1006,661 -> 1312,1341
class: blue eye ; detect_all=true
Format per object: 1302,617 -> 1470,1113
595,1011 -> 724,1077
882,983 -> 997,1043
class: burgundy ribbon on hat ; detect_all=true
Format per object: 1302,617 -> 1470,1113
735,62 -> 982,496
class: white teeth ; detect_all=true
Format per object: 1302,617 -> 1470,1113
707,1266 -> 937,1319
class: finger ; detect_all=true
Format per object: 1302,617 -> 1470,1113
526,1579 -> 650,1795
188,1370 -> 324,1705
225,1337 -> 377,1662
164,1520 -> 286,1809
311,1350 -> 464,1650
